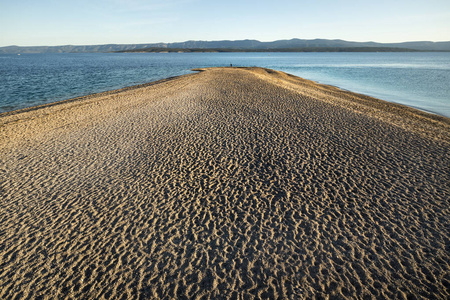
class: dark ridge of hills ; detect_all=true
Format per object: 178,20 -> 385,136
1,39 -> 450,53
118,47 -> 420,53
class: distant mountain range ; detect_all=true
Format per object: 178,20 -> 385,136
1,38 -> 450,53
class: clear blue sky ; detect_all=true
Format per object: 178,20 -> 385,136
1,0 -> 449,46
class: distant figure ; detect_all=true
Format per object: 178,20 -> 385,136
230,63 -> 232,67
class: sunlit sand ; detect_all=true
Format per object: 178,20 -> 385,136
1,67 -> 448,299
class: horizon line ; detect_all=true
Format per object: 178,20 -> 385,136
2,38 -> 450,48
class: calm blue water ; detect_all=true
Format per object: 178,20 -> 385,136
0,52 -> 449,117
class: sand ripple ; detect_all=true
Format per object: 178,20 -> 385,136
0,68 -> 449,299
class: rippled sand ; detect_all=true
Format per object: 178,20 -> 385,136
1,67 -> 449,299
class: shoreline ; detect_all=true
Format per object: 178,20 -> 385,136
1,63 -> 449,120
308,80 -> 445,118
1,67 -> 449,299
0,72 -> 196,118
2,67 -> 449,123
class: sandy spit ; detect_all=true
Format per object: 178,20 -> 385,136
0,67 -> 449,299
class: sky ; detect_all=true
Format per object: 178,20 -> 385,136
1,0 -> 449,47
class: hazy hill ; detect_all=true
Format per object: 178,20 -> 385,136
171,39 -> 450,51
1,39 -> 449,53
0,43 -> 167,54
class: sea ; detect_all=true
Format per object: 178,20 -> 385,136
0,52 -> 449,117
